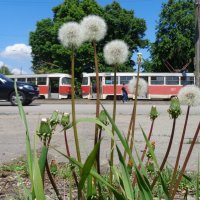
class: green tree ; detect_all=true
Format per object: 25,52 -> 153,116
29,0 -> 148,82
0,65 -> 12,75
150,0 -> 195,72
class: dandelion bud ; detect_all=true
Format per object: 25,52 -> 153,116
168,97 -> 181,119
50,110 -> 59,129
137,52 -> 143,64
61,113 -> 71,130
37,118 -> 52,139
149,105 -> 159,120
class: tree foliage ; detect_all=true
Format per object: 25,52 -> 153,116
0,65 -> 12,75
29,0 -> 148,81
149,0 -> 195,72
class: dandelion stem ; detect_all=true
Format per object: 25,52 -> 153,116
151,118 -> 177,188
170,105 -> 190,189
110,66 -> 117,183
97,128 -> 102,174
64,129 -> 79,188
132,119 -> 155,186
128,61 -> 141,163
45,160 -> 63,200
141,119 -> 155,162
93,40 -> 101,175
170,122 -> 200,199
123,107 -> 134,160
71,50 -> 81,163
93,40 -> 100,145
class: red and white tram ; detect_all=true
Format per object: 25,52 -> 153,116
81,72 -> 195,100
8,73 -> 71,99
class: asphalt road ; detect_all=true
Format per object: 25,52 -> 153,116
0,99 -> 199,171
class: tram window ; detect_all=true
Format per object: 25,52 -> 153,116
120,76 -> 132,84
181,76 -> 194,85
27,78 -> 36,84
37,77 -> 47,85
17,78 -> 26,82
105,76 -> 118,84
166,76 -> 179,85
151,76 -> 164,85
62,77 -> 71,85
82,77 -> 88,85
140,76 -> 148,83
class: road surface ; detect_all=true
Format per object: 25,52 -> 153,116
0,99 -> 199,171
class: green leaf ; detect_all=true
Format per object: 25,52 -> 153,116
141,126 -> 170,199
38,146 -> 48,177
78,140 -> 101,199
102,105 -> 154,198
52,147 -> 125,200
196,154 -> 199,200
15,82 -> 35,197
33,136 -> 45,200
134,147 -> 148,179
76,118 -> 114,140
134,165 -> 153,200
116,146 -> 134,200
70,170 -> 73,200
87,175 -> 93,198
101,104 -> 132,158
134,147 -> 151,189
141,126 -> 159,169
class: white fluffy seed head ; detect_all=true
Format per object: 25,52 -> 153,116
58,22 -> 84,49
177,85 -> 200,106
128,77 -> 148,97
103,40 -> 129,65
80,15 -> 107,42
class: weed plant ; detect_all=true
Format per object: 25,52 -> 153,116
12,15 -> 200,200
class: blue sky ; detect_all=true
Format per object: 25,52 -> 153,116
0,0 -> 167,74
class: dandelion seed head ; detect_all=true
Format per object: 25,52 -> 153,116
81,15 -> 107,42
128,77 -> 148,97
58,22 -> 84,49
178,85 -> 200,106
103,40 -> 129,65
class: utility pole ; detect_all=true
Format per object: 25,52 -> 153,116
195,0 -> 200,87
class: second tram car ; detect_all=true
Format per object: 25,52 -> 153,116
81,72 -> 195,100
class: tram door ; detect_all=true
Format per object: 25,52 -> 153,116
49,77 -> 59,99
90,77 -> 102,99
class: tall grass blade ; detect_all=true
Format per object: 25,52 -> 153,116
69,171 -> 73,200
135,147 -> 148,179
76,118 -> 114,140
33,135 -> 45,200
102,105 -> 155,198
141,126 -> 159,169
78,140 -> 101,199
87,175 -> 93,198
141,126 -> 170,199
14,82 -> 34,197
17,175 -> 32,200
196,154 -> 199,200
101,104 -> 132,158
52,147 -> 125,199
38,146 -> 48,177
134,165 -> 153,200
116,146 -> 134,200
